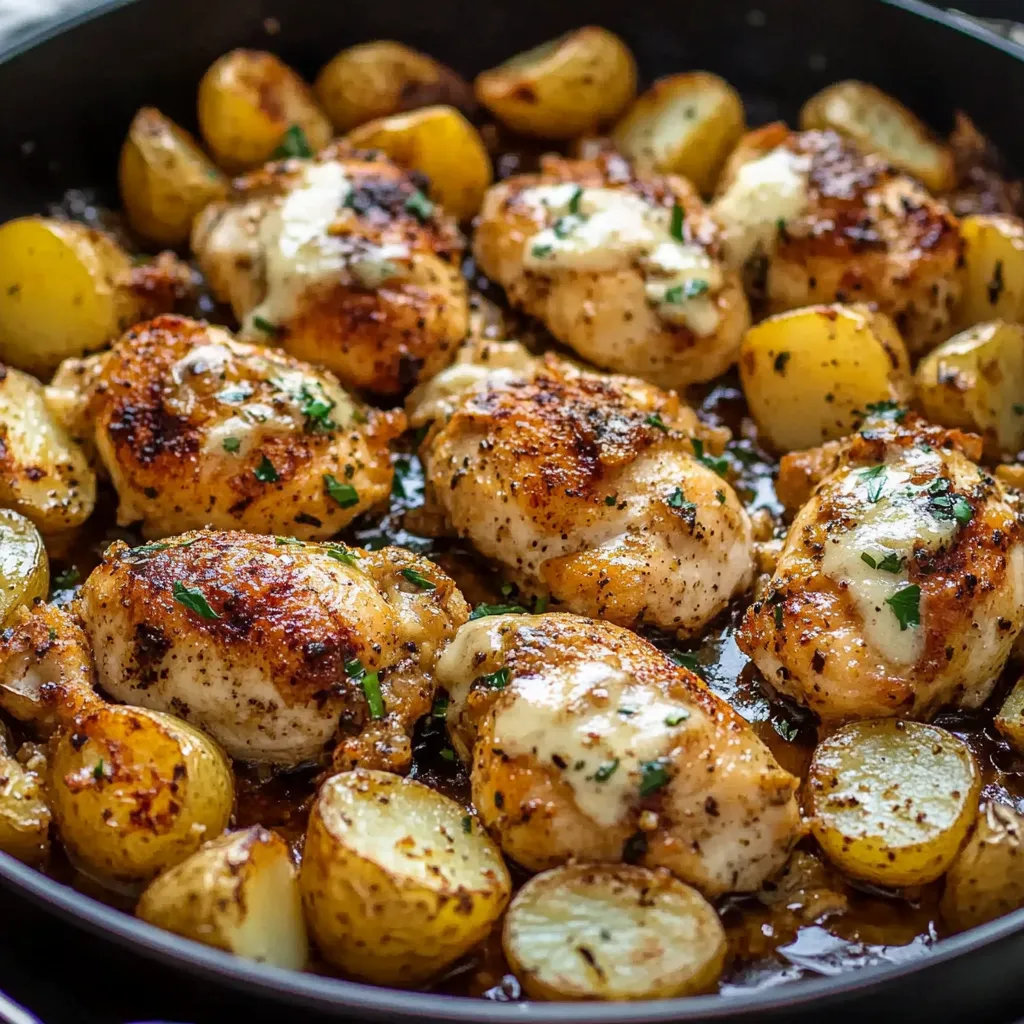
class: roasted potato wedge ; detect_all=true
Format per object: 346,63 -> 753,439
0,366 -> 96,533
942,801 -> 1024,932
0,217 -> 136,375
800,80 -> 956,193
915,320 -> 1024,458
346,105 -> 493,221
995,673 -> 1024,753
475,27 -> 636,139
0,739 -> 50,865
119,107 -> 229,247
809,719 -> 980,888
503,864 -> 726,1001
315,40 -> 473,133
197,49 -> 333,171
300,770 -> 511,986
50,705 -> 233,887
137,826 -> 307,969
0,509 -> 48,627
957,214 -> 1024,330
611,72 -> 745,194
738,303 -> 913,453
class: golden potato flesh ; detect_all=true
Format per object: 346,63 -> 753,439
119,107 -> 229,247
800,80 -> 955,193
0,366 -> 96,534
915,320 -> 1024,459
197,49 -> 332,171
738,303 -> 913,453
300,770 -> 511,986
475,27 -> 636,139
809,719 -> 980,888
995,673 -> 1024,753
611,72 -> 745,194
346,105 -> 493,221
503,864 -> 726,1001
0,509 -> 48,627
957,214 -> 1024,330
137,826 -> 308,969
996,464 -> 1024,491
0,217 -> 135,376
50,705 -> 233,888
0,748 -> 50,865
315,40 -> 473,133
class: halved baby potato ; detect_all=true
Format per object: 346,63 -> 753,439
0,366 -> 96,534
315,40 -> 473,133
345,105 -> 493,221
503,864 -> 726,1002
0,510 -> 48,627
956,214 -> 1024,330
137,826 -> 308,969
475,27 -> 636,139
994,673 -> 1024,753
800,80 -> 956,193
119,107 -> 229,246
197,49 -> 333,171
50,705 -> 234,888
0,743 -> 50,865
808,719 -> 980,888
611,72 -> 745,194
915,320 -> 1024,459
300,769 -> 511,986
738,303 -> 913,453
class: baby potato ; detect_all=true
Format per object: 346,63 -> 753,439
0,366 -> 96,534
957,214 -> 1024,330
800,80 -> 956,193
346,105 -> 492,221
197,49 -> 332,172
315,40 -> 473,133
0,510 -> 48,627
50,705 -> 233,888
300,770 -> 510,986
137,826 -> 307,969
119,107 -> 229,247
994,673 -> 1024,753
0,217 -> 136,376
503,864 -> 726,1001
915,320 -> 1024,458
0,746 -> 50,865
612,72 -> 745,194
738,303 -> 913,453
809,719 -> 980,888
475,27 -> 636,139
941,801 -> 1024,932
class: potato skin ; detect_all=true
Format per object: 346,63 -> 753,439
119,107 -> 229,246
738,303 -> 913,453
315,40 -> 473,133
300,769 -> 511,985
197,49 -> 332,171
994,673 -> 1024,753
50,705 -> 233,887
0,747 -> 50,864
0,509 -> 48,627
957,214 -> 1024,330
475,27 -> 636,139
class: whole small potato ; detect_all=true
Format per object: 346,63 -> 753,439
957,214 -> 1024,330
119,107 -> 229,246
475,27 -> 636,139
739,303 -> 913,453
300,769 -> 510,986
0,747 -> 50,865
197,49 -> 332,171
137,826 -> 308,969
50,705 -> 233,888
346,105 -> 493,220
315,40 -> 473,133
0,509 -> 48,627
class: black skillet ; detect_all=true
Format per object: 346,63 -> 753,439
1,0 -> 1024,1021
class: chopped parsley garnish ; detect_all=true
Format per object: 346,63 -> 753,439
275,536 -> 304,546
299,387 -> 336,433
861,550 -> 905,573
667,487 -> 697,524
670,651 -> 702,674
1014,403 -> 1024,415
254,456 -> 279,483
863,400 -> 907,422
346,658 -> 385,719
665,710 -> 690,726
663,279 -> 710,304
645,412 -> 669,433
886,584 -> 921,631
774,603 -> 784,628
531,242 -> 553,259
432,695 -> 449,719
617,706 -> 637,716
715,489 -> 726,504
252,315 -> 281,336
592,759 -> 620,782
691,437 -> 729,477
324,473 -> 359,508
567,185 -> 584,215
92,759 -> 105,781
533,594 -> 549,614
604,494 -> 618,506
404,189 -> 435,221
222,437 -> 241,453
553,215 -> 580,239
462,815 -> 473,833
272,123 -> 313,159
172,581 -> 220,620
216,385 -> 252,404
638,759 -> 671,797
773,718 -> 800,742
669,202 -> 685,242
130,542 -> 170,558
481,667 -> 510,690
53,567 -> 80,589
859,464 -> 887,503
773,351 -> 791,375
925,477 -> 973,526
469,603 -> 528,619
769,591 -> 785,629
325,545 -> 359,566
440,748 -> 456,761
401,567 -> 436,590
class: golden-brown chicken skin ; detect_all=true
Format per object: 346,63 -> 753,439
409,339 -> 754,636
472,152 -> 750,390
59,315 -> 403,541
440,613 -> 801,897
739,412 -> 1024,723
713,124 -> 963,354
76,530 -> 469,767
192,145 -> 469,395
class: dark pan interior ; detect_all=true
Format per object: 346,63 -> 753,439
2,0 -> 1024,1021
